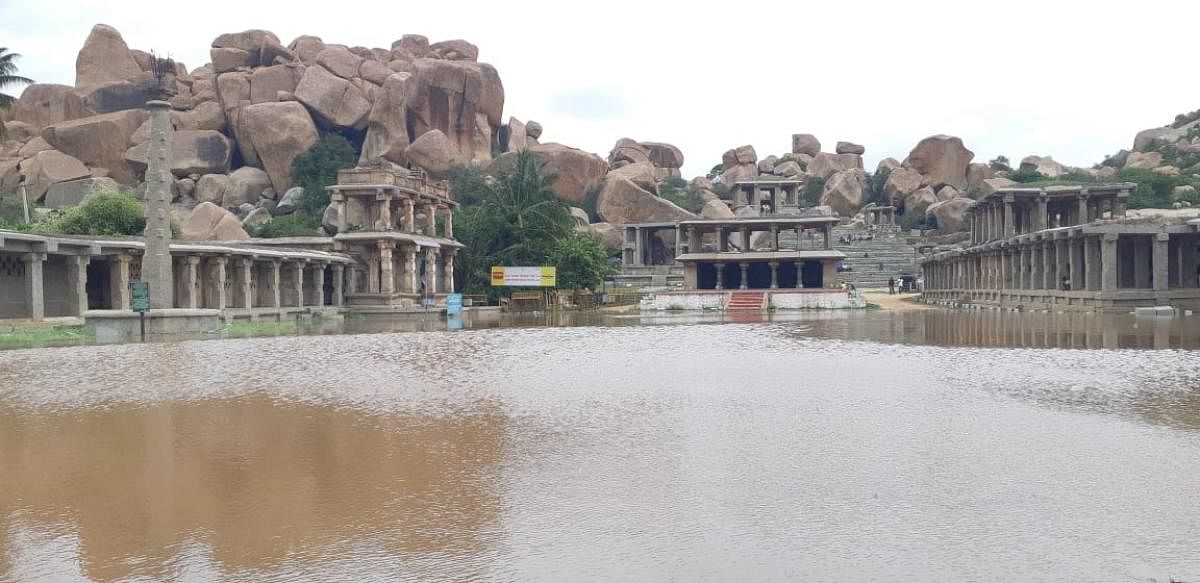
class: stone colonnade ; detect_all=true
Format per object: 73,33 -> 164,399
707,259 -> 839,291
971,188 -> 1130,245
362,242 -> 455,296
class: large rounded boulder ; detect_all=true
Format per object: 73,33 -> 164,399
902,135 -> 974,189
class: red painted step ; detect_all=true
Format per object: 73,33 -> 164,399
726,292 -> 765,311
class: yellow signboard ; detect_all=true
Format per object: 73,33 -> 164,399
490,266 -> 557,287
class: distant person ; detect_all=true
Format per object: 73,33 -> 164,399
1061,275 -> 1071,291
888,277 -> 896,295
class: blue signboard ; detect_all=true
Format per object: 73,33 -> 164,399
445,293 -> 463,315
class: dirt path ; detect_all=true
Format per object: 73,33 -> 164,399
863,291 -> 934,311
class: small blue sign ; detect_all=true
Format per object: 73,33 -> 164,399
446,293 -> 463,315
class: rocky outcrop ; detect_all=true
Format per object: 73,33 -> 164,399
404,129 -> 459,178
359,72 -> 411,164
720,145 -> 758,185
240,101 -> 319,192
820,168 -> 868,217
608,161 -> 659,194
294,65 -> 371,130
836,141 -> 865,155
808,152 -> 862,180
493,143 -> 608,204
926,197 -> 974,232
902,135 -> 974,189
773,160 -> 804,177
979,177 -> 1018,198
876,157 -> 901,174
180,201 -> 250,241
596,176 -> 695,226
20,150 -> 91,200
124,130 -> 233,177
1019,155 -> 1066,178
195,174 -> 232,205
11,84 -> 91,130
1124,151 -> 1163,170
791,133 -> 820,156
965,163 -> 994,191
41,109 -> 147,184
75,24 -> 143,88
587,222 -> 622,248
903,186 -> 939,215
43,177 -> 120,209
222,167 -> 272,208
641,142 -> 684,169
700,198 -> 735,219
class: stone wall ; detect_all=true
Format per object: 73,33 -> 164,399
639,290 -> 864,311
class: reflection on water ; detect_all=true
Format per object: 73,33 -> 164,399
2,313 -> 1200,581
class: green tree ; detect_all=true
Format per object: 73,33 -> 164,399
454,150 -> 575,293
546,233 -> 612,290
290,132 -> 357,217
988,155 -> 1011,172
0,48 -> 34,139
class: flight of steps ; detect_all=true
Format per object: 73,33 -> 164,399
831,226 -> 919,289
726,292 -> 765,311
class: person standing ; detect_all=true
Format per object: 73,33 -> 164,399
888,277 -> 896,295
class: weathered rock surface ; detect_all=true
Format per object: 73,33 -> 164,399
607,161 -> 659,194
42,177 -> 120,209
774,160 -> 804,177
836,141 -> 865,155
979,177 -> 1018,198
791,133 -> 821,156
11,84 -> 91,129
359,72 -> 411,164
903,135 -> 974,189
875,157 -> 901,174
587,222 -> 622,248
75,24 -> 142,88
526,121 -> 543,140
820,168 -> 869,217
240,101 -> 319,192
494,143 -> 608,204
223,166 -> 272,208
1124,151 -> 1163,170
903,186 -> 939,215
430,39 -> 479,61
293,65 -> 370,129
609,138 -> 651,167
242,207 -> 272,228
402,59 -> 504,162
1133,121 -> 1199,152
124,130 -> 232,177
502,117 -> 528,152
20,149 -> 91,200
597,176 -> 695,226
273,186 -> 304,215
41,109 -> 147,184
965,163 -> 995,190
926,197 -> 974,232
1019,155 -> 1066,178
640,142 -> 684,169
315,46 -> 363,79
404,129 -> 459,177
195,173 -> 231,205
701,198 -> 736,219
181,201 -> 250,241
249,64 -> 302,104
809,152 -> 863,180
757,155 -> 779,174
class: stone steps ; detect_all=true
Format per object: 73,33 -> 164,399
727,292 -> 765,311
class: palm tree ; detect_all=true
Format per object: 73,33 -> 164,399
454,150 -> 575,293
0,48 -> 34,139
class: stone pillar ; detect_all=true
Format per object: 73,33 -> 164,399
1055,238 -> 1068,289
633,227 -> 644,265
674,226 -> 683,259
822,260 -> 838,288
292,262 -> 305,307
1018,247 -> 1029,290
404,245 -> 418,293
1035,196 -> 1048,231
378,189 -> 392,230
688,226 -> 700,253
425,248 -> 438,295
143,100 -> 174,310
333,264 -> 345,306
1181,238 -> 1198,288
182,256 -> 200,308
740,227 -> 750,251
1069,237 -> 1083,292
239,258 -> 253,309
770,226 -> 779,251
66,255 -> 90,316
443,208 -> 454,239
1077,193 -> 1090,225
795,261 -> 805,288
1113,194 -> 1128,218
403,198 -> 415,232
1086,236 -> 1102,291
110,254 -> 132,310
718,228 -> 728,252
212,257 -> 228,310
769,261 -> 779,289
270,260 -> 282,308
425,205 -> 437,236
1003,195 -> 1015,238
379,243 -> 394,294
1101,234 -> 1119,291
738,262 -> 749,290
1153,232 -> 1170,291
715,262 -> 725,290
23,252 -> 45,321
443,250 -> 455,293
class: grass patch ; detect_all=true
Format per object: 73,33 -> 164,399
0,324 -> 93,349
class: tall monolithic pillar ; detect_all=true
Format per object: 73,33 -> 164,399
292,262 -> 305,307
183,256 -> 200,308
211,257 -> 228,310
270,261 -> 282,308
425,249 -> 438,294
332,264 -> 345,306
314,264 -> 326,307
110,254 -> 132,310
443,250 -> 455,293
379,243 -> 394,295
143,100 -> 174,309
239,258 -> 253,309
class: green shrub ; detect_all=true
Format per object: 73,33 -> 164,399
801,177 -> 825,206
988,156 -> 1011,172
290,133 -> 357,217
1120,168 -> 1181,209
706,163 -> 723,181
711,182 -> 731,197
247,213 -> 319,238
1008,167 -> 1046,183
45,190 -> 146,236
0,195 -> 27,225
546,233 -> 612,290
868,166 -> 891,206
659,178 -> 704,213
777,154 -> 808,171
898,210 -> 937,231
447,163 -> 490,207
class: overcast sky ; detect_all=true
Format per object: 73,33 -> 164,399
3,0 -> 1196,177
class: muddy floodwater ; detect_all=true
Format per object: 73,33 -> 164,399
2,309 -> 1200,581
